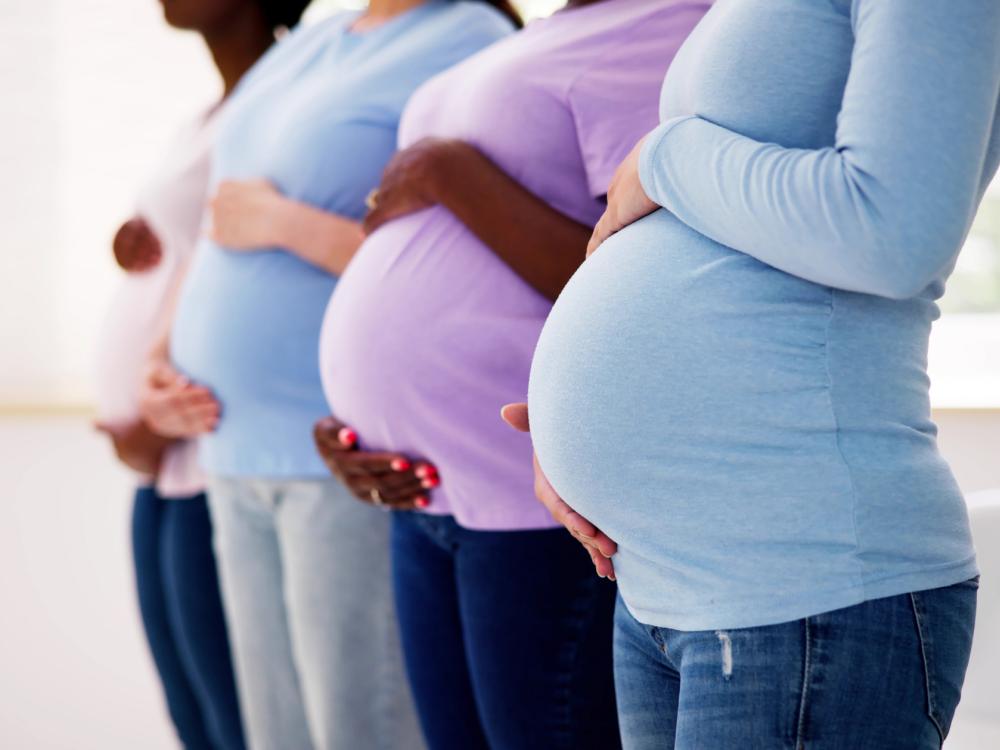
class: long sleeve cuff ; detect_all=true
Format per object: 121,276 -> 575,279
638,115 -> 699,207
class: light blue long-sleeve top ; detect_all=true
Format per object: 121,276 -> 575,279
528,0 -> 1000,630
170,2 -> 512,477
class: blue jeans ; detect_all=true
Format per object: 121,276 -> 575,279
207,476 -> 423,750
132,488 -> 245,750
614,580 -> 978,749
391,511 -> 621,750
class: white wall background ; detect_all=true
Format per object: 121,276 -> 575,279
0,2 -> 997,748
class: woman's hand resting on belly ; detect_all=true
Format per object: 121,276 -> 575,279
112,215 -> 162,272
362,137 -> 473,236
501,403 -> 617,580
139,359 -> 221,439
587,136 -> 657,257
313,415 -> 437,511
208,178 -> 363,275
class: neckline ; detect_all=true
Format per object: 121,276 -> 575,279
343,0 -> 440,38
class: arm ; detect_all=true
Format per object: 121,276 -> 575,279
210,179 -> 364,276
638,0 -> 1000,300
364,139 -> 592,302
95,419 -> 171,476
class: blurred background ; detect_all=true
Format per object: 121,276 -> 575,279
1,0 -> 997,748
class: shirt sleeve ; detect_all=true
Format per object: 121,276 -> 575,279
569,4 -> 708,200
638,0 -> 1000,300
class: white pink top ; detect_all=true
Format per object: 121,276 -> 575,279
94,108 -> 218,498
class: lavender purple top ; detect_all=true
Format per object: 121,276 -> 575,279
320,0 -> 710,530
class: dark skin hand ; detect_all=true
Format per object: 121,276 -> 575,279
95,418 -> 172,476
112,216 -> 162,272
363,137 -> 594,303
313,415 -> 439,511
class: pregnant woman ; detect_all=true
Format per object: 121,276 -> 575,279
525,1 -> 1000,747
93,1 -> 304,747
162,2 -> 513,748
313,1 -> 709,747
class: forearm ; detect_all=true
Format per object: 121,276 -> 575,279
432,146 -> 592,302
269,196 -> 364,276
107,419 -> 174,475
640,0 -> 1000,299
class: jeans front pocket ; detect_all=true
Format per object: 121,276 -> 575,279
910,579 -> 979,744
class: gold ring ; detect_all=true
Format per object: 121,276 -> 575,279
365,189 -> 380,211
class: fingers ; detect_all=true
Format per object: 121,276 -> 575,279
316,437 -> 438,511
585,544 -> 616,580
587,210 -> 615,257
313,415 -> 356,455
362,206 -> 387,236
500,402 -> 529,432
530,451 -> 617,579
141,382 -> 220,437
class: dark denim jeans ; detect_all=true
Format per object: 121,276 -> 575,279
132,487 -> 245,750
391,511 -> 621,750
614,580 -> 978,749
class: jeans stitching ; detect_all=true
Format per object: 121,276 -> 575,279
794,617 -> 812,750
910,592 -> 946,746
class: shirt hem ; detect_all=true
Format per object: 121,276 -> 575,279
622,556 -> 979,632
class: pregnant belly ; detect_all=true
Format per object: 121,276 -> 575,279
528,210 -> 848,538
171,244 -> 333,407
319,207 -> 549,469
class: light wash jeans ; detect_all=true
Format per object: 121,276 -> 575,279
207,476 -> 424,750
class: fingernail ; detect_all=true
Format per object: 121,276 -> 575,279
338,427 -> 357,446
421,476 -> 440,489
415,464 -> 437,479
415,496 -> 429,508
390,458 -> 411,472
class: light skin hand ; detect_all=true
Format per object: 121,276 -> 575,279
139,359 -> 220,439
313,415 -> 436,511
587,135 -> 657,258
208,178 -> 364,275
500,402 -> 617,580
208,178 -> 285,250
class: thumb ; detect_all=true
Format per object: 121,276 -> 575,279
500,402 -> 529,433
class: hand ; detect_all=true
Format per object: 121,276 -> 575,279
363,137 -> 472,235
139,360 -> 220,438
209,178 -> 285,250
501,403 -> 617,580
95,419 -> 170,475
587,136 -> 657,257
112,216 -> 162,272
313,415 -> 437,511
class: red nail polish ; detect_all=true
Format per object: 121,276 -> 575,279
338,427 -> 357,446
391,458 -> 411,472
421,476 -> 440,489
415,496 -> 429,508
415,464 -> 437,479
